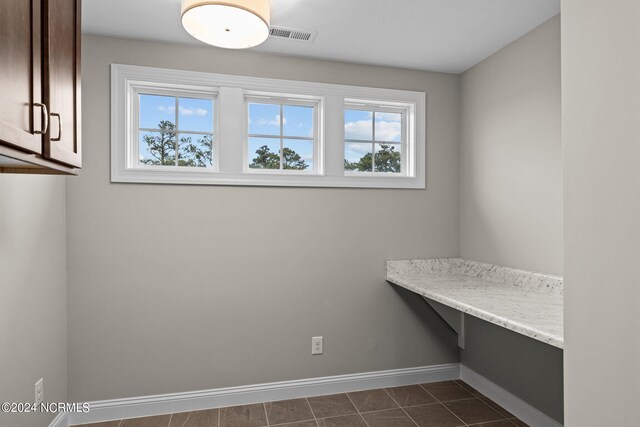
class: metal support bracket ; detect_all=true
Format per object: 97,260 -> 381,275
422,297 -> 466,349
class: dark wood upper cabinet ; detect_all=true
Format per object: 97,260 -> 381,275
43,0 -> 81,168
0,0 -> 44,154
0,0 -> 81,174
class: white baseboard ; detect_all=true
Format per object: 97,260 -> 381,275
48,412 -> 68,427
460,365 -> 563,427
60,363 -> 562,427
66,363 -> 459,426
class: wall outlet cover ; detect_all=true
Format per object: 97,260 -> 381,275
35,378 -> 44,405
312,336 -> 323,355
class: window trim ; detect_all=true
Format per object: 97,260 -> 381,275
111,63 -> 426,189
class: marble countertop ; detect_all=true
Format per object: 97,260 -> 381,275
386,258 -> 564,349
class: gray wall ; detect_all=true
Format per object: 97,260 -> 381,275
461,317 -> 563,423
460,16 -> 562,276
459,16 -> 563,423
562,1 -> 640,425
0,175 -> 68,427
67,35 -> 461,402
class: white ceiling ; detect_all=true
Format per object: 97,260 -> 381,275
82,0 -> 559,74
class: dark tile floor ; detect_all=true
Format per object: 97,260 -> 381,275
72,380 -> 528,427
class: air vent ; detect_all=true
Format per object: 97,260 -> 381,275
268,26 -> 317,43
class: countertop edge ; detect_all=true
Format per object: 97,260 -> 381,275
386,274 -> 564,349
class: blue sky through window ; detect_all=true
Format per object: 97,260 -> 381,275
248,103 -> 313,137
248,103 -> 280,135
139,94 -> 213,132
140,94 -> 175,129
283,105 -> 313,137
179,98 -> 213,132
344,110 -> 372,141
344,110 -> 402,142
345,142 -> 372,164
375,112 -> 402,142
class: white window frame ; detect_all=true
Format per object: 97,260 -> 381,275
132,86 -> 218,171
343,100 -> 413,177
244,93 -> 322,175
112,63 -> 425,188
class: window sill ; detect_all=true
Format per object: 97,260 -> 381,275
111,167 -> 425,189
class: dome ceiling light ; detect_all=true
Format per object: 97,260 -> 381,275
181,0 -> 271,49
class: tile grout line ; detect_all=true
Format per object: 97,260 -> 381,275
381,387 -> 420,427
473,395 -> 509,422
440,401 -> 470,427
466,421 -> 517,427
315,412 -> 370,425
416,383 -> 439,402
264,399 -> 316,427
456,378 -> 512,417
418,383 -> 470,426
477,393 -> 522,424
431,396 -> 482,404
359,407 -> 409,416
180,411 -> 191,427
480,399 -> 518,420
263,402 -> 270,427
169,410 -> 191,427
455,380 -> 482,397
304,397 -> 320,427
439,401 -> 470,426
451,381 -> 519,423
357,413 -> 371,427
388,399 -> 473,411
270,418 -> 317,427
344,392 -> 371,427
447,396 -> 508,426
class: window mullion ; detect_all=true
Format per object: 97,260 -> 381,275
371,111 -> 376,172
279,104 -> 284,170
402,111 -> 407,176
174,96 -> 179,166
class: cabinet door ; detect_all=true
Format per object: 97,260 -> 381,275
0,0 -> 44,154
43,0 -> 81,168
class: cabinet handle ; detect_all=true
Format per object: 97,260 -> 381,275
50,113 -> 62,141
34,103 -> 49,135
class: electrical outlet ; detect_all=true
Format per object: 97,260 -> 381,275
35,378 -> 43,405
312,336 -> 323,355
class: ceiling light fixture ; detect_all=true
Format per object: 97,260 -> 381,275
181,0 -> 271,49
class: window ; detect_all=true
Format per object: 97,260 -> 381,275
112,64 -> 425,188
246,96 -> 319,173
344,103 -> 407,175
136,91 -> 215,169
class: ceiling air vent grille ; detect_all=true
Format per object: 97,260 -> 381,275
269,26 -> 317,43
